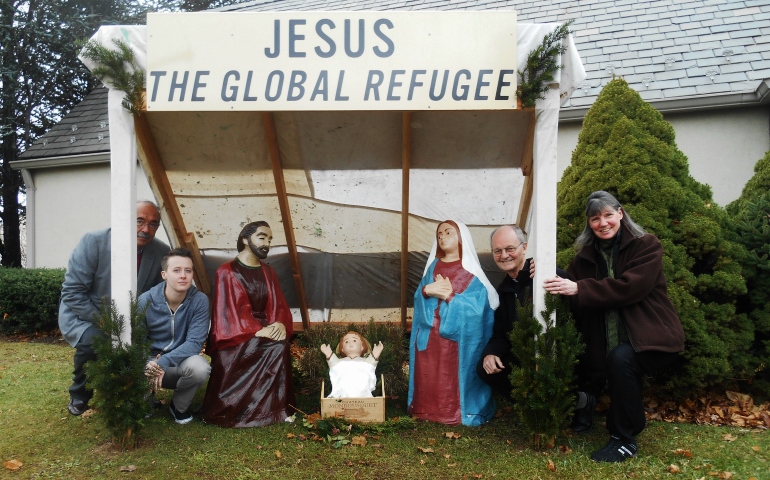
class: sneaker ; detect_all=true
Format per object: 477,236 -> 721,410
169,402 -> 193,425
570,393 -> 596,433
590,435 -> 638,463
68,398 -> 89,416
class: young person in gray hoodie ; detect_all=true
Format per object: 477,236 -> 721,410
139,248 -> 211,424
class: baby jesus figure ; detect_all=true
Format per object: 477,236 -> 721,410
320,331 -> 384,398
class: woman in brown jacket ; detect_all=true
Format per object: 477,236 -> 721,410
544,191 -> 685,463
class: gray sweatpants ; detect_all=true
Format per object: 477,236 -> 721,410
161,355 -> 211,413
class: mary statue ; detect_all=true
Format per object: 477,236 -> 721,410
408,220 -> 498,426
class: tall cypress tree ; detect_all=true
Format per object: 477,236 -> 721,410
557,78 -> 749,394
727,153 -> 770,396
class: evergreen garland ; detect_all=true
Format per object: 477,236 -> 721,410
509,293 -> 584,449
517,21 -> 573,108
80,39 -> 145,114
84,297 -> 152,449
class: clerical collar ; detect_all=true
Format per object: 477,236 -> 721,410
236,258 -> 262,269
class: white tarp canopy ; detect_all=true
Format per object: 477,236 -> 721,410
81,12 -> 585,339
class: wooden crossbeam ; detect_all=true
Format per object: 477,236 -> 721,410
401,112 -> 412,330
517,108 -> 537,226
262,112 -> 311,331
134,114 -> 211,295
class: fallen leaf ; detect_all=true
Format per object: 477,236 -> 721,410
726,391 -> 754,411
672,448 -> 693,458
719,473 -> 733,479
547,459 -> 556,471
351,436 -> 367,446
722,434 -> 737,442
417,447 -> 434,453
443,454 -> 451,459
371,444 -> 383,448
444,431 -> 461,439
447,463 -> 456,467
275,450 -> 282,459
286,433 -> 296,439
667,464 -> 681,473
119,465 -> 137,472
472,474 -> 482,479
298,434 -> 307,441
3,460 -> 23,471
558,445 -> 572,454
751,446 -> 760,452
256,445 -> 263,450
81,409 -> 95,418
427,438 -> 436,445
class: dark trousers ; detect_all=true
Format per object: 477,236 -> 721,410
69,325 -> 104,402
606,343 -> 678,442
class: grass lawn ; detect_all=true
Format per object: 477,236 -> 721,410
1,339 -> 768,479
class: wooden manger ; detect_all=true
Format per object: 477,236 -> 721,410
321,374 -> 386,423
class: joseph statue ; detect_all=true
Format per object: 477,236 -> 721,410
202,221 -> 295,427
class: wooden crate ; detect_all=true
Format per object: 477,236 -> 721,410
320,374 -> 386,423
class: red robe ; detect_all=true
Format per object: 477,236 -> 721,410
202,259 -> 295,427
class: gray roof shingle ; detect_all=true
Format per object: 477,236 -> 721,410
16,0 -> 770,162
18,87 -> 110,161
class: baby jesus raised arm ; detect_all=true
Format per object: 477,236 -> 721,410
320,331 -> 384,398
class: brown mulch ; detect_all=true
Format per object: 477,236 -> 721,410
643,390 -> 770,429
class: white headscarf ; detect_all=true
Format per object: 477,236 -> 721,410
423,220 -> 499,310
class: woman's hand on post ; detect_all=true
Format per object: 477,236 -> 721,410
543,276 -> 578,296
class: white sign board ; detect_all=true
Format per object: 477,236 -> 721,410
146,11 -> 518,111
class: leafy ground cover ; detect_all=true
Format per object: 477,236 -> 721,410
1,338 -> 768,479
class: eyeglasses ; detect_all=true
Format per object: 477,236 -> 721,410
137,220 -> 160,230
492,242 -> 524,258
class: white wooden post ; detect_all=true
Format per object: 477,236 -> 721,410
531,86 -> 560,326
108,88 -> 137,344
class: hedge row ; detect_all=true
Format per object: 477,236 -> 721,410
0,267 -> 64,335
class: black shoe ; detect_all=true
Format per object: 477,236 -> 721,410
570,393 -> 596,433
591,435 -> 637,463
68,398 -> 89,416
169,402 -> 193,425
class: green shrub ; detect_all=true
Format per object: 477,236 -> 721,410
509,294 -> 583,450
85,297 -> 151,449
557,78 -> 748,395
296,321 -> 409,400
0,267 -> 64,335
727,152 -> 770,397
